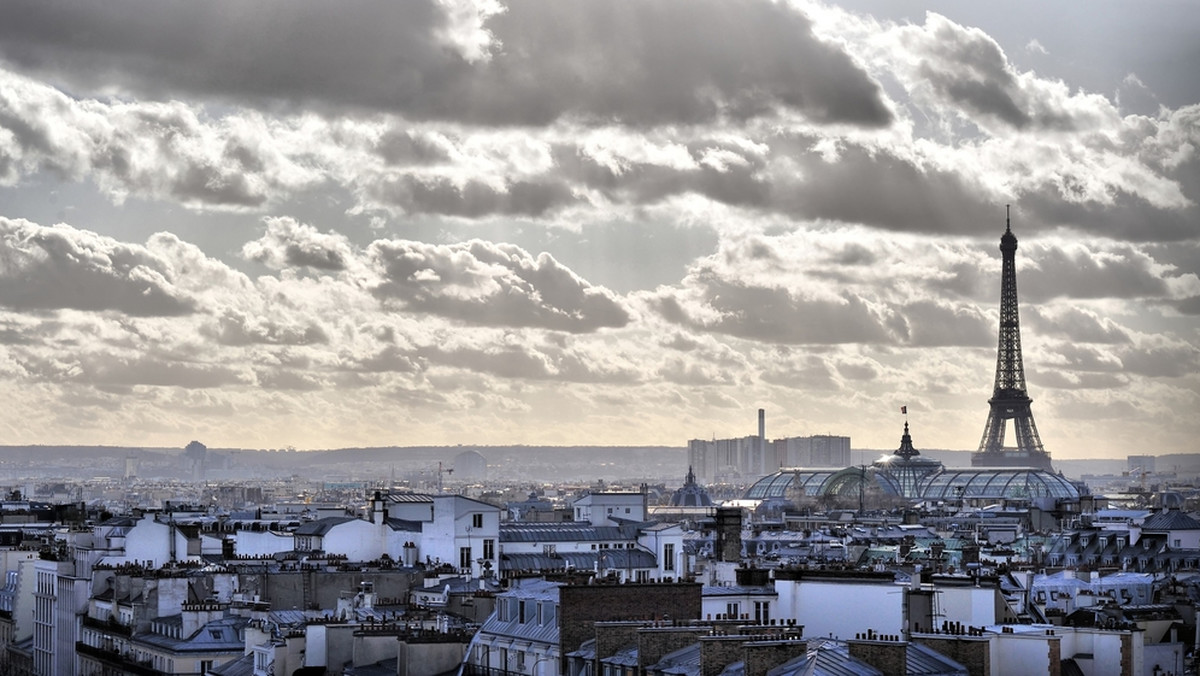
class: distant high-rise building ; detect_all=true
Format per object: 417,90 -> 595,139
453,449 -> 488,480
771,435 -> 852,468
973,209 -> 1053,471
689,410 -> 850,481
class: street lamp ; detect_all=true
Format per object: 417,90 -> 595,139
531,654 -> 559,676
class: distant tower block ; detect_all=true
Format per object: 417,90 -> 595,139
124,455 -> 140,479
973,208 -> 1053,471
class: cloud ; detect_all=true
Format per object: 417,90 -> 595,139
242,217 -> 356,272
201,310 -> 329,347
1026,306 -> 1131,344
0,70 -> 320,208
893,300 -> 993,347
1020,243 -> 1172,302
0,0 -> 893,128
654,271 -> 893,345
889,13 -> 1115,133
369,239 -> 631,333
0,218 -> 196,316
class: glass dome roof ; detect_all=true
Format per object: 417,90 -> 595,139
743,466 -> 1081,502
917,468 -> 1079,501
744,470 -> 837,499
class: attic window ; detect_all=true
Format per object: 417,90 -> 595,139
209,629 -> 223,640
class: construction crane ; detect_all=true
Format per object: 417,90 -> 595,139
423,461 -> 453,493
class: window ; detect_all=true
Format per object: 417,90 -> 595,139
519,600 -> 528,623
754,601 -> 770,624
625,508 -> 630,513
473,513 -> 483,528
460,546 -> 472,569
726,602 -> 739,619
543,544 -> 556,555
483,539 -> 495,560
663,543 -> 675,571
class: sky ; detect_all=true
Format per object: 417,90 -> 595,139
0,0 -> 1196,460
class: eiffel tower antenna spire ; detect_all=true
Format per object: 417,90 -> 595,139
972,206 -> 1052,470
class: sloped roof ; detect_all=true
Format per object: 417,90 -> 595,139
499,548 -> 657,572
1141,510 -> 1200,531
136,616 -> 248,652
294,516 -> 360,536
501,523 -> 641,542
648,642 -> 701,676
766,641 -> 882,676
209,652 -> 255,676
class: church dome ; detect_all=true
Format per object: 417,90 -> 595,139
671,467 -> 713,507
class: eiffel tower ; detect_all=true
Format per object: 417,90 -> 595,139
972,207 -> 1052,470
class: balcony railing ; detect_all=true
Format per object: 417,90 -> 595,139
81,614 -> 133,636
75,642 -> 159,676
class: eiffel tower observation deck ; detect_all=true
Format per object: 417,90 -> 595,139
972,208 -> 1053,471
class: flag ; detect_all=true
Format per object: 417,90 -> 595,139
900,406 -> 907,414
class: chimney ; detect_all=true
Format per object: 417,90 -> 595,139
638,626 -> 712,672
743,640 -> 808,676
700,635 -> 747,676
714,507 -> 743,563
847,635 -> 907,676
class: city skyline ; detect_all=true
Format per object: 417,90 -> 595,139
0,1 -> 1197,458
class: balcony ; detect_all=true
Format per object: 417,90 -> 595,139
81,614 -> 133,636
75,642 -> 158,676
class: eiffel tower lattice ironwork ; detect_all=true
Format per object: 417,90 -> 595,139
972,207 -> 1052,471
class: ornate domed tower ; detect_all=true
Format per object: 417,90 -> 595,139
670,466 -> 713,507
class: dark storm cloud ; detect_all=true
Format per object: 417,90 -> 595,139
784,143 -> 994,234
1019,244 -> 1171,302
1119,343 -> 1200,379
655,272 -> 892,345
1022,190 -> 1200,244
368,175 -> 580,218
370,239 -> 630,333
0,0 -> 893,128
1026,307 -> 1131,344
557,134 -> 993,235
0,218 -> 195,316
893,300 -> 993,347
